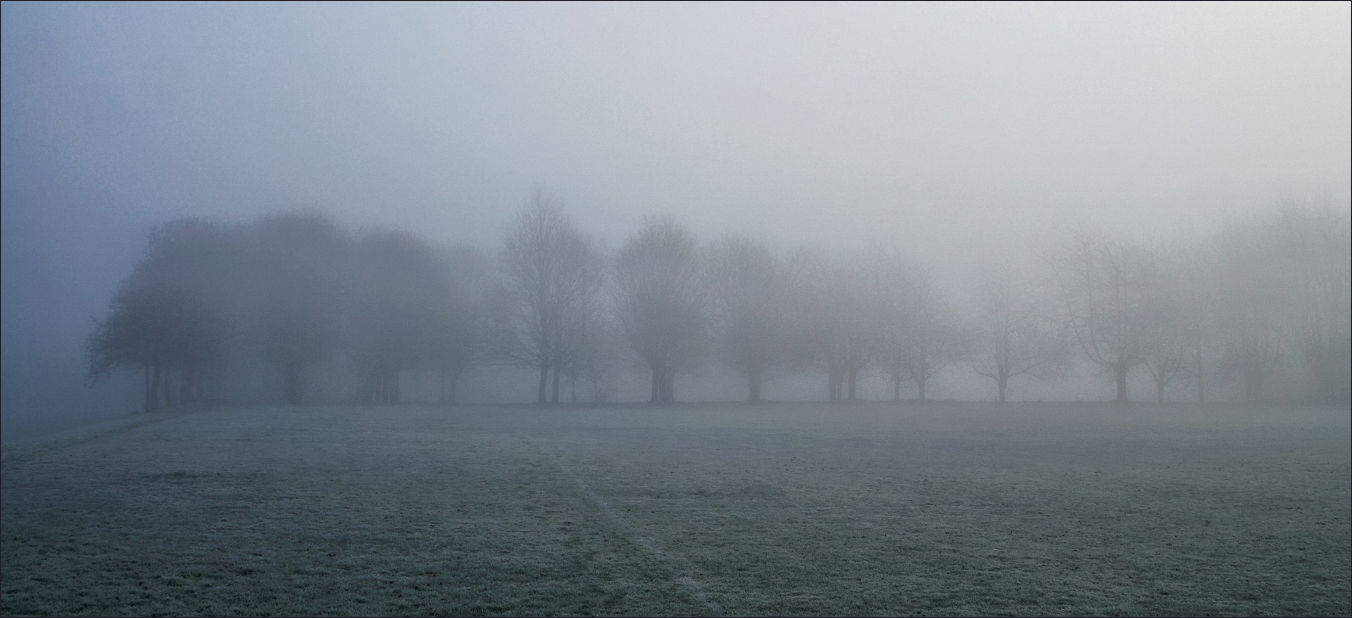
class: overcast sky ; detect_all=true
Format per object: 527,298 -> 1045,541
2,1 -> 1349,433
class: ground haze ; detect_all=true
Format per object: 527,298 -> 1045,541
2,402 -> 1348,616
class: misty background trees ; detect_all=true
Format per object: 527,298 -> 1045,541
615,217 -> 705,404
87,197 -> 1350,408
500,191 -> 603,404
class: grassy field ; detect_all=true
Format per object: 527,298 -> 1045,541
1,401 -> 1348,616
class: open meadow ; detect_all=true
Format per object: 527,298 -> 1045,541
1,402 -> 1348,616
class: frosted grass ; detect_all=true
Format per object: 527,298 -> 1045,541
2,402 -> 1348,616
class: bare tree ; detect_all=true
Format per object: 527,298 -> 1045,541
615,216 -> 705,404
350,229 -> 452,404
782,248 -> 876,401
1169,244 -> 1220,403
857,246 -> 921,402
1271,205 -> 1350,402
1137,253 -> 1190,403
705,234 -> 788,402
968,266 -> 1067,403
429,245 -> 489,404
500,190 -> 603,403
250,211 -> 350,405
897,274 -> 966,402
558,295 -> 617,403
1047,229 -> 1150,402
1212,203 -> 1351,402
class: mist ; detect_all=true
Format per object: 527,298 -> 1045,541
2,6 -> 1351,616
3,2 -> 1349,440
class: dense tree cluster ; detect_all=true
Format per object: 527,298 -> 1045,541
89,198 -> 1350,410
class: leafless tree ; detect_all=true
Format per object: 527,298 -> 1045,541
704,234 -> 788,402
615,216 -> 705,404
781,247 -> 834,398
500,190 -> 603,403
896,274 -> 966,402
782,249 -> 875,401
1212,203 -> 1351,402
1167,244 -> 1221,403
429,245 -> 490,404
1047,229 -> 1150,402
1137,253 -> 1190,403
857,247 -> 922,402
968,266 -> 1067,403
350,229 -> 452,404
1271,205 -> 1351,402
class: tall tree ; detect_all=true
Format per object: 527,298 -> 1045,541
429,245 -> 489,404
859,247 -> 918,402
250,211 -> 350,405
87,282 -> 221,412
1212,203 -> 1351,402
1136,253 -> 1190,403
705,234 -> 787,402
350,229 -> 453,404
500,191 -> 602,403
1047,229 -> 1150,402
615,217 -> 705,404
896,274 -> 966,402
968,266 -> 1067,403
87,218 -> 232,410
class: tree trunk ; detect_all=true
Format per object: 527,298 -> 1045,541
661,368 -> 675,404
847,366 -> 858,401
447,369 -> 458,404
143,364 -> 152,413
570,375 -> 577,403
551,366 -> 561,403
1156,379 -> 1166,404
997,375 -> 1008,403
537,362 -> 549,404
650,366 -> 661,403
439,367 -> 448,403
917,374 -> 927,402
590,373 -> 603,404
1114,365 -> 1129,402
892,373 -> 901,402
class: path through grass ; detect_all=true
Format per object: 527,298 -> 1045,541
2,402 -> 1348,616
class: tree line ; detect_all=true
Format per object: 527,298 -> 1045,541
87,194 -> 1351,410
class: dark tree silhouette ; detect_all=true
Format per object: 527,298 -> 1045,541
250,211 -> 350,405
429,245 -> 489,404
350,229 -> 454,404
969,266 -> 1067,403
615,217 -> 705,404
87,282 -> 221,411
501,191 -> 603,403
705,234 -> 787,402
1047,230 -> 1150,402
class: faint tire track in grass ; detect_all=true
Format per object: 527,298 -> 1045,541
0,411 -> 181,466
520,434 -> 725,616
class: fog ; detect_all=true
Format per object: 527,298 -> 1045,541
3,2 -> 1349,440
